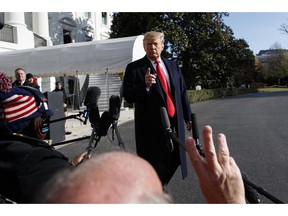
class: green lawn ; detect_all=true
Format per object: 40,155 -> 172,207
258,87 -> 288,92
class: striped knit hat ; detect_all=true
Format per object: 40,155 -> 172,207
0,72 -> 12,93
0,91 -> 38,122
0,81 -> 53,137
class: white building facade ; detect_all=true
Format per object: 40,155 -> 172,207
0,12 -> 113,92
0,12 -> 112,51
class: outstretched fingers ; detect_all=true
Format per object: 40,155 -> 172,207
186,137 -> 205,176
186,125 -> 246,203
217,133 -> 230,168
186,125 -> 232,177
202,126 -> 221,172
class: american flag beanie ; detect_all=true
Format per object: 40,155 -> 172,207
0,93 -> 38,122
0,72 -> 38,123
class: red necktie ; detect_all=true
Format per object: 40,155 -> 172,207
155,60 -> 175,117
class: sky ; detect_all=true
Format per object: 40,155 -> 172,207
224,12 -> 288,55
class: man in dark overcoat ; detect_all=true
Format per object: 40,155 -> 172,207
123,31 -> 192,185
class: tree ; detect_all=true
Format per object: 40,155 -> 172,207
110,13 -> 163,38
174,13 -> 255,88
279,21 -> 288,35
266,48 -> 288,85
256,43 -> 288,85
226,39 -> 256,87
254,57 -> 266,86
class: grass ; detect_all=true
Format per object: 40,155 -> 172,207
258,87 -> 288,92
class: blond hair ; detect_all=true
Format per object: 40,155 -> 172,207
143,31 -> 165,45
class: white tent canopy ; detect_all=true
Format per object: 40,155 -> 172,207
0,35 -> 145,78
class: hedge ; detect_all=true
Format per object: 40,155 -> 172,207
123,87 -> 259,108
187,88 -> 259,103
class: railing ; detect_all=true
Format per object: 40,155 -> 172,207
0,24 -> 14,43
34,33 -> 47,48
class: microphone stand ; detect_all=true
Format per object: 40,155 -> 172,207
51,136 -> 90,147
49,112 -> 84,124
49,111 -> 88,147
164,127 -> 187,152
243,177 -> 284,203
111,120 -> 126,151
85,123 -> 102,158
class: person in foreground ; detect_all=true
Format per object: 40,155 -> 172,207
185,125 -> 246,204
38,125 -> 245,204
37,151 -> 172,203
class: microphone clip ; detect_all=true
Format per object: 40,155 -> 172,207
194,138 -> 205,157
164,128 -> 174,152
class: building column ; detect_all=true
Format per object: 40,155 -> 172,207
4,12 -> 27,28
33,12 -> 53,46
4,12 -> 34,49
93,12 -> 102,41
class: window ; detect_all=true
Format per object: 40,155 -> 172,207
84,12 -> 91,19
63,29 -> 72,44
0,12 -> 4,25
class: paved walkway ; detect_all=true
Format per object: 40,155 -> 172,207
64,108 -> 134,140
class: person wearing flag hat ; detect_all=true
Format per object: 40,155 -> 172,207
0,72 -> 52,139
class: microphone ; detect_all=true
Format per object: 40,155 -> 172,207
97,111 -> 111,136
84,87 -> 101,125
191,113 -> 205,157
160,107 -> 174,151
109,95 -> 121,122
109,94 -> 126,150
242,172 -> 261,203
93,94 -> 121,137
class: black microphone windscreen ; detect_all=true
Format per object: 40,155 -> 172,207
191,113 -> 199,140
84,86 -> 101,107
160,107 -> 171,129
109,95 -> 121,121
84,87 -> 101,125
89,105 -> 100,125
98,111 -> 111,136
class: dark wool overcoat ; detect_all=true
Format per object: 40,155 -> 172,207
123,55 -> 192,184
